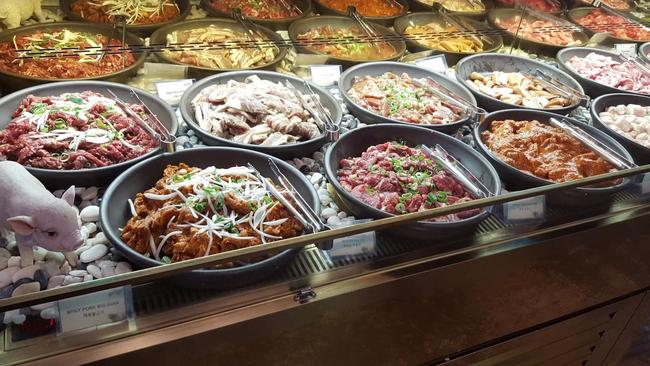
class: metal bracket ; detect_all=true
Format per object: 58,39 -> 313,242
293,288 -> 317,304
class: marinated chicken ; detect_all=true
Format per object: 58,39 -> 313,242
121,164 -> 304,264
495,15 -> 582,46
481,119 -> 616,183
191,75 -> 326,146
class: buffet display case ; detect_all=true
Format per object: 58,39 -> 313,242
1,0 -> 650,365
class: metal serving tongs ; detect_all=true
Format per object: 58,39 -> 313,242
107,89 -> 176,153
421,144 -> 494,198
346,6 -> 386,54
284,81 -> 340,142
275,0 -> 302,16
99,15 -> 127,64
432,3 -> 494,47
526,69 -> 590,107
231,8 -> 277,54
412,77 -> 487,123
549,118 -> 636,170
514,4 -> 582,33
617,52 -> 650,77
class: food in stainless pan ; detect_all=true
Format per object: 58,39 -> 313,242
347,72 -> 464,125
404,22 -> 484,52
337,142 -> 480,221
566,52 -> 650,94
496,0 -> 561,12
71,0 -> 180,25
467,71 -> 572,109
419,0 -> 485,12
574,9 -> 650,41
599,104 -> 650,148
0,91 -> 158,170
296,25 -> 397,61
191,75 -> 325,146
495,15 -> 582,46
579,0 -> 630,10
164,25 -> 277,69
319,0 -> 406,17
120,163 -> 304,263
481,119 -> 616,183
208,0 -> 301,19
0,29 -> 136,79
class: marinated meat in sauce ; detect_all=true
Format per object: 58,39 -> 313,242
0,91 -> 158,170
0,29 -> 136,79
347,72 -> 464,125
120,164 -> 304,264
71,0 -> 180,25
481,119 -> 616,182
574,9 -> 650,41
337,142 -> 480,222
495,16 -> 582,46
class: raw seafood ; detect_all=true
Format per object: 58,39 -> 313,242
191,75 -> 325,146
566,52 -> 650,94
574,9 -> 650,41
419,0 -> 485,12
347,72 -> 464,125
599,104 -> 650,148
496,0 -> 561,12
297,25 -> 397,61
0,91 -> 158,170
120,163 -> 304,263
336,141 -> 480,221
495,15 -> 582,46
0,29 -> 136,79
481,119 -> 616,182
318,0 -> 405,17
70,0 -> 180,25
404,22 -> 484,52
164,25 -> 276,69
208,0 -> 301,19
468,71 -> 572,109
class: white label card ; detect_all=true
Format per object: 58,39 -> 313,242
415,54 -> 449,74
615,43 -> 637,58
329,219 -> 376,258
504,196 -> 546,221
56,286 -> 133,335
309,65 -> 342,86
155,79 -> 195,106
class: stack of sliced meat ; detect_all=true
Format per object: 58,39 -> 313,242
566,52 -> 650,94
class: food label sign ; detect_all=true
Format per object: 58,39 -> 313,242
614,43 -> 637,58
415,54 -> 449,75
56,286 -> 134,335
155,79 -> 195,106
309,65 -> 342,86
504,196 -> 546,221
328,219 -> 376,257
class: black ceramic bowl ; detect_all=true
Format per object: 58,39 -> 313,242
566,7 -> 650,44
0,81 -> 178,190
473,109 -> 632,207
100,147 -> 319,290
557,47 -> 650,98
288,16 -> 407,67
150,18 -> 287,80
200,0 -> 312,31
393,12 -> 503,65
312,0 -> 409,26
179,70 -> 342,159
641,42 -> 650,64
409,0 -> 494,20
324,124 -> 501,240
60,0 -> 191,36
493,0 -> 566,14
455,53 -> 584,114
488,8 -> 589,56
0,22 -> 147,93
591,93 -> 650,165
339,62 -> 477,135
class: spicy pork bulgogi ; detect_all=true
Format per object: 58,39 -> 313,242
191,75 -> 326,146
0,29 -> 136,79
574,9 -> 650,41
319,0 -> 405,17
208,0 -> 301,19
495,15 -> 582,46
0,91 -> 158,170
71,0 -> 180,25
120,163 -> 304,264
347,72 -> 464,125
337,142 -> 480,221
481,119 -> 616,183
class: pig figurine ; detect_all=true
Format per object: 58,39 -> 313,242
0,161 -> 83,267
0,0 -> 45,29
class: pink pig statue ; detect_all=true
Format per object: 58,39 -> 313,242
0,161 -> 83,267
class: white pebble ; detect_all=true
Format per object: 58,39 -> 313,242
80,186 -> 99,201
319,195 -> 332,206
12,282 -> 40,297
40,307 -> 58,319
321,208 -> 337,219
80,244 -> 108,263
101,266 -> 115,277
12,265 -> 40,283
44,251 -> 65,265
97,260 -> 116,269
87,264 -> 103,279
327,216 -> 341,225
187,129 -> 195,136
74,245 -> 91,255
0,248 -> 11,258
338,211 -> 348,219
317,188 -> 329,196
115,262 -> 132,275
329,202 -> 339,211
82,223 -> 97,235
41,261 -> 62,277
89,232 -> 108,246
8,256 -> 22,268
62,275 -> 83,286
80,205 -> 100,222
310,173 -> 323,185
189,136 -> 198,144
47,275 -> 65,289
175,136 -> 190,145
83,274 -> 94,282
68,270 -> 87,277
3,310 -> 19,324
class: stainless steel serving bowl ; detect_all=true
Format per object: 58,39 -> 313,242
311,0 -> 409,26
149,18 -> 288,80
566,7 -> 650,45
455,53 -> 584,114
199,0 -> 312,31
0,22 -> 147,94
100,147 -> 319,290
393,12 -> 503,65
409,0 -> 494,20
179,70 -> 342,159
0,81 -> 178,190
324,123 -> 501,240
339,61 -> 477,135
